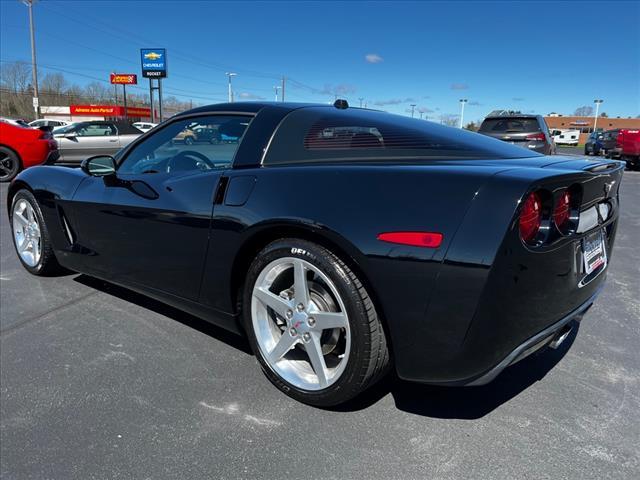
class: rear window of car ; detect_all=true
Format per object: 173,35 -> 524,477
263,107 -> 540,165
479,117 -> 542,133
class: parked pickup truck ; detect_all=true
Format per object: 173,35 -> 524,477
604,129 -> 640,170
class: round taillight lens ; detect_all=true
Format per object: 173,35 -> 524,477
553,190 -> 571,230
519,191 -> 542,243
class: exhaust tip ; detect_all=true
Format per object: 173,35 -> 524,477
549,325 -> 572,349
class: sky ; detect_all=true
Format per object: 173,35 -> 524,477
1,0 -> 639,122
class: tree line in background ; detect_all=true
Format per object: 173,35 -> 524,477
0,61 -> 196,121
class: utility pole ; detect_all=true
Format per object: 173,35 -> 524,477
419,111 -> 424,119
281,76 -> 286,102
410,104 -> 416,118
358,97 -> 364,108
226,72 -> 237,102
459,99 -> 468,128
274,85 -> 280,102
593,99 -> 604,133
22,0 -> 40,118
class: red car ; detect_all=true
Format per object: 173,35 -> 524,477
0,121 -> 59,182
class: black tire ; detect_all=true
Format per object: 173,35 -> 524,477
242,239 -> 390,407
184,136 -> 194,145
0,146 -> 22,182
9,189 -> 64,276
584,146 -> 590,156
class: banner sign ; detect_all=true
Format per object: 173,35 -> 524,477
110,73 -> 138,85
140,48 -> 167,78
70,105 -> 151,117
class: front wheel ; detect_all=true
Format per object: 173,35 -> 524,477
243,239 -> 389,407
10,189 -> 63,275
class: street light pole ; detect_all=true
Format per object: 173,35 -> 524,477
358,97 -> 364,108
593,99 -> 604,133
22,0 -> 40,118
410,104 -> 416,118
226,72 -> 237,102
274,85 -> 280,102
459,99 -> 468,128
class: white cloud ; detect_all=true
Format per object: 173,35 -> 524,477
373,98 -> 403,106
238,92 -> 265,100
365,53 -> 384,64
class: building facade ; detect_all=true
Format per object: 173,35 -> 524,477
544,115 -> 640,144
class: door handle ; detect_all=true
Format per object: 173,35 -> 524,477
108,139 -> 118,142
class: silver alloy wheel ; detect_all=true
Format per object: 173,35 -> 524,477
12,199 -> 42,267
251,257 -> 351,391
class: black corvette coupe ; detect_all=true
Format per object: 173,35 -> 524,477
8,101 -> 623,406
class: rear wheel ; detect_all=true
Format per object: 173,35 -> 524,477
243,239 -> 389,407
10,189 -> 63,275
0,146 -> 21,182
184,136 -> 194,145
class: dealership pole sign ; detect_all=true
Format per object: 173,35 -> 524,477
140,49 -> 167,78
110,73 -> 138,120
141,48 -> 167,123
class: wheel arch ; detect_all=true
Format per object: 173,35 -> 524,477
229,222 -> 396,359
6,179 -> 32,216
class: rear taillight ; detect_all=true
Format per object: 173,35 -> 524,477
616,132 -> 623,148
519,191 -> 542,243
553,190 -> 571,230
525,132 -> 546,142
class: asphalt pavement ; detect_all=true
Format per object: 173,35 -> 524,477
1,167 -> 639,480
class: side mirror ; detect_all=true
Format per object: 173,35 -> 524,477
81,155 -> 116,177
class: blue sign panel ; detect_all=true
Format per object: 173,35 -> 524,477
140,48 -> 167,78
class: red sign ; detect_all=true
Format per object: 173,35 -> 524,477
110,73 -> 137,85
70,105 -> 151,118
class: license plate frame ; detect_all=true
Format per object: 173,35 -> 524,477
582,229 -> 607,276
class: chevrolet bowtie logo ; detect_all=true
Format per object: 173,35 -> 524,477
144,52 -> 162,60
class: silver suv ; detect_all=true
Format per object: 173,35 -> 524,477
478,111 -> 556,155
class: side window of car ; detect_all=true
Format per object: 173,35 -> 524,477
77,124 -> 116,137
117,115 -> 252,175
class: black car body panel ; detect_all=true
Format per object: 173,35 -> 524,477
8,102 -> 624,386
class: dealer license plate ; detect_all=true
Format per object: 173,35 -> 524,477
583,230 -> 607,276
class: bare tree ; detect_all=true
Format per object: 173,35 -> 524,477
84,82 -> 111,103
0,61 -> 33,118
574,106 -> 594,116
440,114 -> 459,127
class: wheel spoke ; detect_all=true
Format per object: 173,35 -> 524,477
306,332 -> 329,388
313,311 -> 348,330
254,287 -> 292,319
26,206 -> 34,222
293,259 -> 310,309
267,332 -> 298,363
14,212 -> 29,226
19,239 -> 32,253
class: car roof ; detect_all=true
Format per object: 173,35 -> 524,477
179,102 -> 344,119
484,114 -> 540,119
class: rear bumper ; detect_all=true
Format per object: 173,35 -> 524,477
44,150 -> 60,165
465,287 -> 599,386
